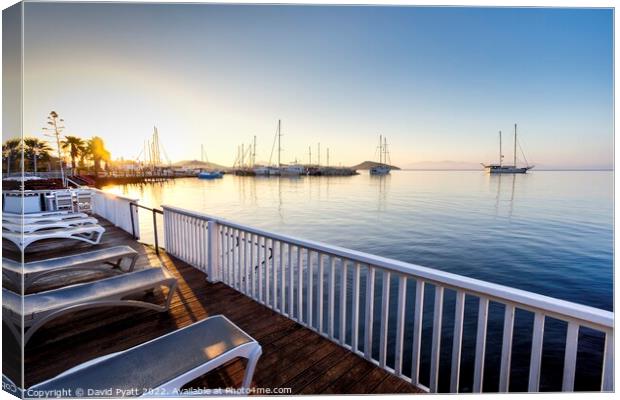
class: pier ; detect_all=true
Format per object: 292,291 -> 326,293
4,206 -> 420,394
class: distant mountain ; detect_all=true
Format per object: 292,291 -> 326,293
351,161 -> 401,170
172,159 -> 230,170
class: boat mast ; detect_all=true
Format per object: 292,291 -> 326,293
384,136 -> 388,165
318,143 -> 321,166
152,126 -> 161,168
513,123 -> 517,167
308,146 -> 312,165
277,119 -> 282,168
379,135 -> 383,165
327,147 -> 329,167
253,135 -> 257,167
499,131 -> 502,166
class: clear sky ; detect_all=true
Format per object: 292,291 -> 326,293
16,3 -> 613,168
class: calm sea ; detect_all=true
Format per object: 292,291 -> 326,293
103,170 -> 613,391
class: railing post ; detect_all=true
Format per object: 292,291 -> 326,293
152,209 -> 159,255
129,202 -> 136,239
207,220 -> 221,283
132,200 -> 140,240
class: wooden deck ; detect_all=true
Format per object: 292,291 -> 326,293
3,217 -> 422,394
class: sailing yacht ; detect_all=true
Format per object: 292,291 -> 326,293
281,162 -> 304,175
482,124 -> 533,174
370,135 -> 391,175
254,120 -> 303,176
253,166 -> 271,176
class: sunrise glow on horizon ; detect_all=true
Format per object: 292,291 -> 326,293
7,3 -> 614,169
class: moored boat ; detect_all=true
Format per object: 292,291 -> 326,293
197,170 -> 223,179
369,135 -> 391,175
482,124 -> 534,174
253,166 -> 270,176
280,163 -> 304,175
369,165 -> 391,175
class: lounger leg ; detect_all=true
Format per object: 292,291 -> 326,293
163,279 -> 178,310
114,257 -> 123,268
128,254 -> 138,272
241,345 -> 262,389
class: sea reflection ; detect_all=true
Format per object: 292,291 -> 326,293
103,170 -> 612,311
489,173 -> 519,219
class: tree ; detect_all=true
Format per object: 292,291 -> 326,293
24,137 -> 52,173
87,136 -> 111,174
61,135 -> 84,170
78,141 -> 90,170
2,138 -> 22,175
42,111 -> 66,182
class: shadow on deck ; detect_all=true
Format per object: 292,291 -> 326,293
3,217 -> 422,394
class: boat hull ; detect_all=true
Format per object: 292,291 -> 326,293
483,165 -> 533,174
254,166 -> 281,176
281,166 -> 304,175
197,171 -> 223,179
369,165 -> 391,175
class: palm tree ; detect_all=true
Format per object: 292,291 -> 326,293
2,138 -> 22,175
78,142 -> 90,170
61,135 -> 84,171
23,137 -> 52,173
87,136 -> 111,174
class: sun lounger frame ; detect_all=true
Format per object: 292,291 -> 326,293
2,245 -> 139,291
31,315 -> 261,395
2,217 -> 99,234
3,267 -> 177,345
2,224 -> 105,252
4,316 -> 261,396
3,212 -> 89,224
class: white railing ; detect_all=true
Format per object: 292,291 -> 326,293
2,171 -> 68,179
1,188 -> 140,238
162,205 -> 613,393
90,188 -> 140,238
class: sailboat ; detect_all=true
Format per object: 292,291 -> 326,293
197,144 -> 223,179
482,124 -> 533,174
281,160 -> 304,175
370,135 -> 391,175
255,120 -> 280,176
254,120 -> 302,176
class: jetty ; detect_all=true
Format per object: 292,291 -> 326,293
2,188 -> 614,394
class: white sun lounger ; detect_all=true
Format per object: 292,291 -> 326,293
4,210 -> 77,218
2,245 -> 139,291
75,189 -> 93,212
3,211 -> 89,224
2,224 -> 105,252
2,217 -> 99,234
2,266 -> 178,345
9,315 -> 262,397
52,190 -> 75,211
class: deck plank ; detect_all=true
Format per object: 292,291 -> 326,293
4,217 -> 423,394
